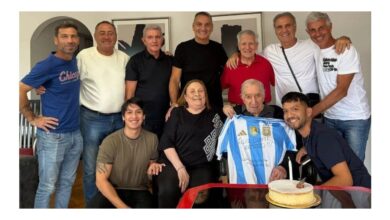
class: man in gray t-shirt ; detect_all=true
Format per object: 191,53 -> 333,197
87,97 -> 165,208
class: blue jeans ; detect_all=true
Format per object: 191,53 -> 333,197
34,129 -> 83,208
324,117 -> 371,162
80,106 -> 123,204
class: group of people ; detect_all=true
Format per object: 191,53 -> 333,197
19,11 -> 371,209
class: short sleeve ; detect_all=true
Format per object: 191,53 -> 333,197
158,107 -> 180,151
125,56 -> 139,81
97,136 -> 116,164
150,133 -> 159,160
316,133 -> 346,170
173,43 -> 185,69
21,61 -> 51,88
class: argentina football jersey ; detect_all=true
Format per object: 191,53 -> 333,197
216,115 -> 296,184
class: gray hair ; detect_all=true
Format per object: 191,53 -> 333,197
273,12 -> 296,27
306,12 -> 332,27
241,79 -> 265,98
143,24 -> 162,37
237,30 -> 258,44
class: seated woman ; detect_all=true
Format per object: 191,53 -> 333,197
157,79 -> 224,208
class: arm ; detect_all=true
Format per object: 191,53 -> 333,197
125,80 -> 137,101
166,67 -> 182,121
163,148 -> 189,193
96,162 -> 129,208
223,104 -> 236,119
168,66 -> 182,105
321,161 -> 353,186
311,74 -> 354,118
19,82 -> 58,132
225,52 -> 240,69
334,36 -> 352,54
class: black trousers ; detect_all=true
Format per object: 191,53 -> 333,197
87,189 -> 153,208
157,163 -> 217,208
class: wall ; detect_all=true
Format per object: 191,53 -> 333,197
19,11 -> 371,172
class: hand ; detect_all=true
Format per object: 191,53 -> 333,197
269,166 -> 287,182
35,86 -> 46,95
165,104 -> 178,122
147,163 -> 166,175
296,147 -> 308,164
31,115 -> 59,132
226,52 -> 239,69
219,175 -> 228,184
177,167 -> 189,193
334,36 -> 351,54
164,50 -> 172,56
223,104 -> 236,119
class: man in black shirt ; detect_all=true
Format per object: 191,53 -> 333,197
168,11 -> 228,119
276,92 -> 371,187
125,24 -> 173,138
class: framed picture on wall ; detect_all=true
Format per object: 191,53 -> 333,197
210,12 -> 262,57
112,17 -> 170,57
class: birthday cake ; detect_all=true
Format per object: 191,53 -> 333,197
268,179 -> 315,206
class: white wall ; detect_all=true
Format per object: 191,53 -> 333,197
19,11 -> 371,172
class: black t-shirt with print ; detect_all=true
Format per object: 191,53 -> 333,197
158,106 -> 223,167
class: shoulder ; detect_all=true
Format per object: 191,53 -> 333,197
255,54 -> 272,64
103,129 -> 123,142
129,50 -> 145,61
141,129 -> 158,142
264,43 -> 280,53
77,47 -> 95,58
114,49 -> 130,61
177,39 -> 193,48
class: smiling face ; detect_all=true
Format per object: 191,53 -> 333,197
54,27 -> 79,59
192,14 -> 213,44
282,101 -> 311,131
94,22 -> 117,55
306,18 -> 333,49
238,33 -> 258,61
274,15 -> 297,47
122,104 -> 145,130
184,81 -> 207,111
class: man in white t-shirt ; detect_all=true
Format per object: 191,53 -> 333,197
227,12 -> 350,107
77,21 -> 130,205
306,12 -> 371,162
263,12 -> 351,106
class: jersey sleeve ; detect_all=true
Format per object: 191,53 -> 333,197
216,116 -> 233,160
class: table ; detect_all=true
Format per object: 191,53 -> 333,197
177,183 -> 371,208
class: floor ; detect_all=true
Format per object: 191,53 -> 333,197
69,163 -> 85,208
49,163 -> 85,208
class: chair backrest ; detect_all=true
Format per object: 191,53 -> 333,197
19,99 -> 41,155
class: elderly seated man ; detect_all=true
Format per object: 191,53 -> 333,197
217,79 -> 305,184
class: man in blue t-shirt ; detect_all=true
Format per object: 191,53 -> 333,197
19,22 -> 83,208
277,92 -> 371,188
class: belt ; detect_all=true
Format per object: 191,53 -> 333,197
81,105 -> 120,116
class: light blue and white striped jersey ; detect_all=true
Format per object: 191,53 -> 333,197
216,115 -> 296,184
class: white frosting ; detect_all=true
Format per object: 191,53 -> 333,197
268,179 -> 313,194
268,179 -> 315,206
